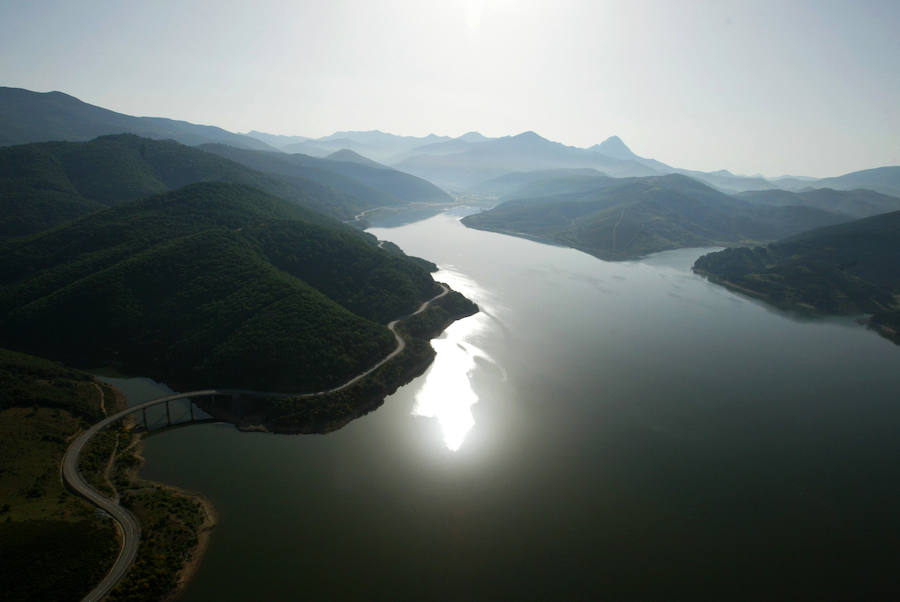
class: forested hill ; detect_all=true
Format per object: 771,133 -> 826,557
461,173 -> 850,260
693,210 -> 900,344
0,182 -> 444,391
0,134 -> 379,237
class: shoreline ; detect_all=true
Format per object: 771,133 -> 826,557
154,480 -> 218,601
692,267 -> 900,346
126,436 -> 219,601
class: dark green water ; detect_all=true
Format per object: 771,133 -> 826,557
130,212 -> 900,601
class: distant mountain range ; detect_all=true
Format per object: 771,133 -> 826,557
246,126 -> 900,197
3,86 -> 898,201
262,130 -> 453,163
693,211 -> 900,345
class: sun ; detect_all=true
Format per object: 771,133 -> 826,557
463,0 -> 484,32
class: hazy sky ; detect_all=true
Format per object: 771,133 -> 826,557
2,0 -> 898,177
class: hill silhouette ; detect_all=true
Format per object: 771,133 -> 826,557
775,166 -> 900,197
738,187 -> 900,218
0,87 -> 272,151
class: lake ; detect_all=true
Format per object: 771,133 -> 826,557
132,211 -> 900,600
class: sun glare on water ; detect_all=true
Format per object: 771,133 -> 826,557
411,266 -> 500,452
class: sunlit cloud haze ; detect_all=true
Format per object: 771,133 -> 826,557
1,0 -> 897,176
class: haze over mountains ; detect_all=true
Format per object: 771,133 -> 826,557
247,123 -> 900,197
3,86 -> 899,202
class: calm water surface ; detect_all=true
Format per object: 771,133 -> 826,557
130,212 -> 900,600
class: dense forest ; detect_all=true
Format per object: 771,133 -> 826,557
0,182 -> 446,391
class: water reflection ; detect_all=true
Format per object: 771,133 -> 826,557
412,266 -> 501,451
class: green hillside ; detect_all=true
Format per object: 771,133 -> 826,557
0,182 -> 444,391
693,211 -> 900,344
462,174 -> 850,260
0,135 -> 378,237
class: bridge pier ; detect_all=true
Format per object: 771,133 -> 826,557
142,407 -> 148,430
165,400 -> 171,426
189,399 -> 194,421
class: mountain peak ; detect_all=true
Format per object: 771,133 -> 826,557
509,131 -> 552,146
590,136 -> 637,160
459,131 -> 487,141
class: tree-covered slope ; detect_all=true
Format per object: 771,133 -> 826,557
693,211 -> 900,343
462,174 -> 850,260
0,86 -> 273,151
0,135 -> 374,237
0,182 -> 443,390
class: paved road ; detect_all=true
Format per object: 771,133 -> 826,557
310,283 -> 448,395
64,283 -> 449,600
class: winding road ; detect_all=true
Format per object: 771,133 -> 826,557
64,283 -> 450,601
